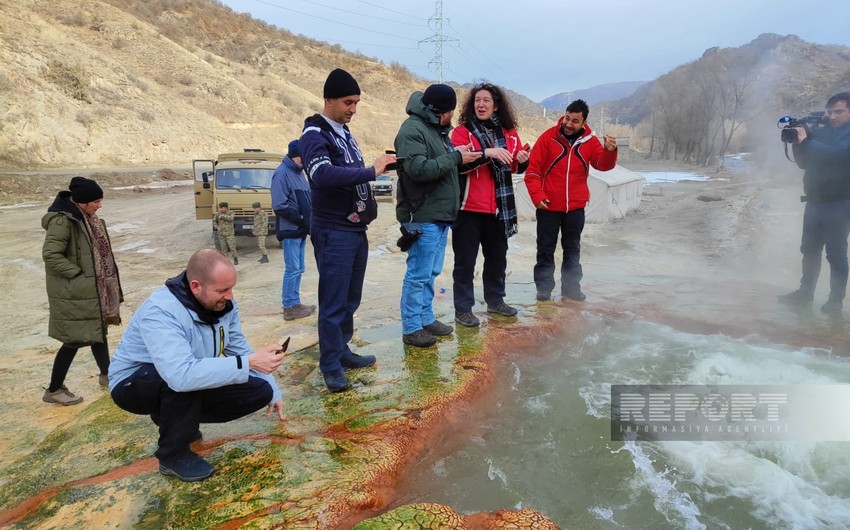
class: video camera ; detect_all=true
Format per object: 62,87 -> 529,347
778,112 -> 828,143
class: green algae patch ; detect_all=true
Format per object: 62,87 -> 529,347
354,503 -> 466,529
0,308 -> 522,528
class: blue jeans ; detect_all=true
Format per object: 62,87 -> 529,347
311,227 -> 368,374
400,223 -> 448,334
281,237 -> 307,308
799,200 -> 850,301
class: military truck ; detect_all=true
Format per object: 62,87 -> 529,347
193,149 -> 281,244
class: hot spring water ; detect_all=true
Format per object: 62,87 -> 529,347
396,312 -> 850,529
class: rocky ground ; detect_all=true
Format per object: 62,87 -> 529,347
0,161 -> 847,528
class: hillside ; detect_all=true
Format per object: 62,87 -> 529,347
540,81 -> 647,110
0,0 -> 553,170
597,34 -> 850,164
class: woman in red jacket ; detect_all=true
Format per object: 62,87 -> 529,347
450,83 -> 529,327
524,99 -> 618,302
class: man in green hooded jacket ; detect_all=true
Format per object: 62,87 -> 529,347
394,84 -> 478,348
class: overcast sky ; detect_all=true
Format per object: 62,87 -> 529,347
218,0 -> 850,102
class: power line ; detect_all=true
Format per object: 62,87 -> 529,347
445,20 -> 519,86
248,0 -> 420,41
350,0 -> 426,21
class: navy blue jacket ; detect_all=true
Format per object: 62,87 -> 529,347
271,156 -> 311,240
792,121 -> 850,203
300,114 -> 377,231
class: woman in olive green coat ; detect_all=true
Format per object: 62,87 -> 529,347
41,177 -> 122,406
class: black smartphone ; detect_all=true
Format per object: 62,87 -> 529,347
280,336 -> 290,353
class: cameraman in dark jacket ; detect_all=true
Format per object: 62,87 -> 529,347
780,92 -> 850,314
394,84 -> 477,348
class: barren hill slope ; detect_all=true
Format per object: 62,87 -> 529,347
0,0 -> 551,170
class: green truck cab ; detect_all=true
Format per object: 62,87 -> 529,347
193,149 -> 281,237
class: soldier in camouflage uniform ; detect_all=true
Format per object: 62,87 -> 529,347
213,201 -> 238,265
252,201 -> 269,263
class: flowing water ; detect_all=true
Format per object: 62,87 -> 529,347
395,312 -> 850,529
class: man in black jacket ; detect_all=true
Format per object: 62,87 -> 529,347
779,92 -> 850,314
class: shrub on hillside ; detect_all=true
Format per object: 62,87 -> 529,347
43,61 -> 91,103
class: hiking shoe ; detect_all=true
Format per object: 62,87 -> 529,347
42,385 -> 83,406
323,370 -> 351,393
536,291 -> 551,301
258,254 -> 269,263
455,311 -> 480,327
423,320 -> 453,336
284,304 -> 316,321
487,302 -> 518,316
778,289 -> 813,305
98,374 -> 109,386
341,352 -> 376,369
822,299 -> 843,315
402,329 -> 437,347
562,287 -> 587,301
159,450 -> 214,482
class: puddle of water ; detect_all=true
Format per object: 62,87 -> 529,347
395,313 -> 850,529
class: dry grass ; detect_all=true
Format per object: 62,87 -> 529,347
0,0 -> 550,169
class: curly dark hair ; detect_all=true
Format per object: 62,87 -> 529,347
457,82 -> 518,130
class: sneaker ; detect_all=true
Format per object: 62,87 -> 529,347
42,385 -> 83,406
455,311 -> 480,328
423,320 -> 453,336
536,291 -> 551,301
822,299 -> 843,315
778,289 -> 813,305
258,255 -> 269,264
98,374 -> 109,386
402,329 -> 437,347
284,304 -> 316,321
341,352 -> 376,369
323,370 -> 351,393
159,450 -> 214,482
562,287 -> 587,301
487,302 -> 518,316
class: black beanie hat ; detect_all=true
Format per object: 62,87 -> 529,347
422,84 -> 457,113
69,176 -> 103,204
323,68 -> 360,99
287,139 -> 300,159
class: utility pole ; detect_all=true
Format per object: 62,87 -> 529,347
600,106 -> 605,138
419,0 -> 457,82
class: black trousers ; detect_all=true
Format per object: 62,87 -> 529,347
49,341 -> 110,392
452,210 -> 509,312
534,208 -> 585,295
111,364 -> 272,460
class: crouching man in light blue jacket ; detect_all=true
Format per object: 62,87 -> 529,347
109,248 -> 286,482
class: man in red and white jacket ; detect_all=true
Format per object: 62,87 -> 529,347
524,99 -> 618,302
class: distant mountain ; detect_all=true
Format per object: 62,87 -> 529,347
605,33 -> 850,128
540,81 -> 648,109
601,33 -> 850,165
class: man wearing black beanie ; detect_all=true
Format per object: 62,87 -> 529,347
394,84 -> 478,348
299,68 -> 396,392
